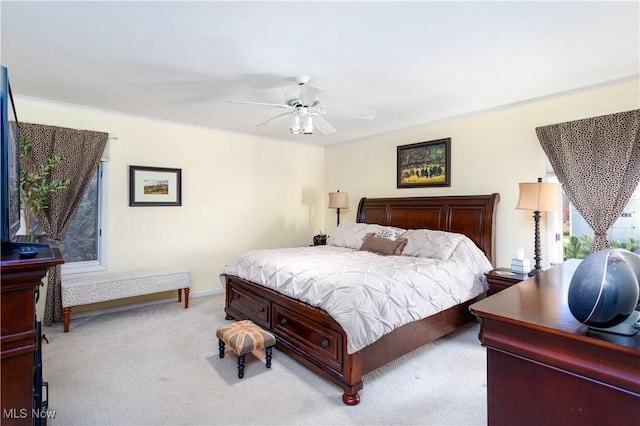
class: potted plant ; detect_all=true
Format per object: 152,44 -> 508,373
313,231 -> 327,246
19,135 -> 70,234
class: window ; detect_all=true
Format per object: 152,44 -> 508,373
29,162 -> 108,273
560,184 -> 640,260
62,162 -> 108,273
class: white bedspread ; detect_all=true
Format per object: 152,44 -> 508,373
223,238 -> 492,354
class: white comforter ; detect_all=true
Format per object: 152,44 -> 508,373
223,238 -> 492,354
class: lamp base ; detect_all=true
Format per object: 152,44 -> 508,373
528,267 -> 541,277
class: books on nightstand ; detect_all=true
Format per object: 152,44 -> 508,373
511,258 -> 531,274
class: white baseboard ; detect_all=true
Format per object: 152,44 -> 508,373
67,287 -> 224,320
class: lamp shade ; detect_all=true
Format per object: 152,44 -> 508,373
328,192 -> 349,209
516,181 -> 561,212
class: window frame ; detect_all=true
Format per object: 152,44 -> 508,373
546,174 -> 564,266
61,161 -> 108,275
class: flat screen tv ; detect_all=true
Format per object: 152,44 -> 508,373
1,65 -> 21,246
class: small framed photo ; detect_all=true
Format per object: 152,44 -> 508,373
397,138 -> 451,188
129,165 -> 182,206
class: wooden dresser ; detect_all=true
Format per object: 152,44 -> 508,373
1,241 -> 64,425
470,260 -> 640,426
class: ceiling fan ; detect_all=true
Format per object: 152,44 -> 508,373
228,75 -> 376,135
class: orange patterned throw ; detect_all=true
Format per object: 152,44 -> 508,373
216,320 -> 276,378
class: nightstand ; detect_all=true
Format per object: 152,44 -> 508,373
485,268 -> 527,295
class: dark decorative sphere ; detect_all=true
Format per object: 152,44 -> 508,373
568,249 -> 640,328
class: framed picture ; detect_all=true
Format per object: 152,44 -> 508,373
129,165 -> 182,206
397,138 -> 451,188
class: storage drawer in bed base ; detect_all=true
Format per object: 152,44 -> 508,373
224,275 -> 350,381
272,304 -> 342,371
225,280 -> 270,329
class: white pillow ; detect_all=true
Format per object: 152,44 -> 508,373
375,226 -> 406,241
401,229 -> 464,260
450,235 -> 493,272
328,222 -> 385,249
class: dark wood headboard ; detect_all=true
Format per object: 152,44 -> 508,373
356,194 -> 500,265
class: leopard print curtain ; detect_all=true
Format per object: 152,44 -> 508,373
19,122 -> 108,325
536,109 -> 640,252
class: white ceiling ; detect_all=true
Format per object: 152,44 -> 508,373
1,1 -> 638,146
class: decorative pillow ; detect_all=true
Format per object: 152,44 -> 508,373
401,229 -> 464,260
359,233 -> 408,256
374,226 -> 406,241
328,222 -> 385,249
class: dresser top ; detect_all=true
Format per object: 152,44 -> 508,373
471,259 -> 640,352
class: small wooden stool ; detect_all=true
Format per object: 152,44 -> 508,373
216,320 -> 276,378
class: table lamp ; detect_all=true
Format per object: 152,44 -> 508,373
516,177 -> 561,276
328,190 -> 348,226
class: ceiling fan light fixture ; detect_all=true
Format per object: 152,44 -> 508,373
302,115 -> 314,134
289,113 -> 301,134
229,74 -> 375,136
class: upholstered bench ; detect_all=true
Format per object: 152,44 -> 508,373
216,320 -> 276,378
61,267 -> 190,332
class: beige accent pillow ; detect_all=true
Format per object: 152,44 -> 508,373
328,222 -> 385,249
359,233 -> 408,256
401,229 -> 464,260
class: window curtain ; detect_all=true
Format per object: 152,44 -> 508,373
536,109 -> 640,252
19,123 -> 108,325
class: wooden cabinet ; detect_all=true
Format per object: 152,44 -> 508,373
485,268 -> 527,295
470,260 -> 640,425
1,242 -> 64,425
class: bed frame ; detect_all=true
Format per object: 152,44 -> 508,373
223,193 -> 499,405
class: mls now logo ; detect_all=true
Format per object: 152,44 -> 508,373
3,408 -> 56,419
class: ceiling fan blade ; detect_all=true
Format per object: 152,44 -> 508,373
318,105 -> 376,120
298,84 -> 322,106
255,112 -> 292,128
228,100 -> 291,109
311,114 -> 336,135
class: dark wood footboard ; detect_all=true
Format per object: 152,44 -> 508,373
224,275 -> 363,403
224,274 -> 485,404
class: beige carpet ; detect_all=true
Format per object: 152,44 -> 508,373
42,293 -> 487,425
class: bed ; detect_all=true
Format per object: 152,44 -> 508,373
221,194 -> 499,405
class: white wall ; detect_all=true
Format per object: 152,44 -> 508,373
16,77 -> 639,316
324,78 -> 640,269
15,97 -> 325,307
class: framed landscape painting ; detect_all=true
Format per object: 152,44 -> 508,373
397,138 -> 451,188
129,165 -> 182,206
